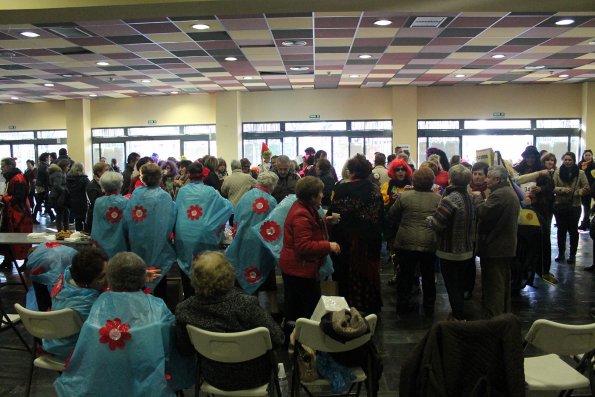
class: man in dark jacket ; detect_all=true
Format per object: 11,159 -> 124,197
271,155 -> 300,203
53,148 -> 74,167
121,152 -> 140,194
33,152 -> 55,223
477,165 -> 520,318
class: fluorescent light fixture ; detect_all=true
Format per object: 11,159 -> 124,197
559,74 -> 569,78
141,79 -> 151,83
281,40 -> 307,47
96,61 -> 110,66
289,66 -> 310,71
170,91 -> 179,94
524,65 -> 546,70
555,18 -> 575,26
455,74 -> 465,78
191,24 -> 210,30
373,19 -> 392,26
359,54 -> 372,59
350,74 -> 359,78
243,76 -> 253,80
20,31 -> 39,38
43,83 -> 54,87
89,93 -> 97,97
491,54 -> 505,59
11,96 -> 19,100
224,57 -> 237,61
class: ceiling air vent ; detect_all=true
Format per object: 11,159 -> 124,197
47,27 -> 92,38
410,16 -> 448,28
364,82 -> 385,87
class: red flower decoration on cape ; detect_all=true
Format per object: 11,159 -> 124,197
252,197 -> 269,214
186,204 -> 203,221
50,273 -> 64,298
231,223 -> 238,238
106,207 -> 123,224
99,318 -> 131,351
143,287 -> 151,294
260,221 -> 281,242
131,205 -> 147,222
45,242 -> 61,249
243,266 -> 262,284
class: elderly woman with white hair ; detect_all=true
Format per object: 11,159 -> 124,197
226,171 -> 281,317
91,171 -> 129,258
428,164 -> 476,321
55,252 -> 193,397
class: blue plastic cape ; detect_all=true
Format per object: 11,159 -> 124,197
25,243 -> 77,286
124,186 -> 176,290
91,194 -> 129,258
253,195 -> 334,279
174,182 -> 232,276
54,291 -> 196,397
43,267 -> 100,360
225,188 -> 277,294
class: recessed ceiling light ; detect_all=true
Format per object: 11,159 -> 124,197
289,66 -> 310,71
224,57 -> 237,61
559,74 -> 569,78
191,24 -> 210,30
524,65 -> 546,70
96,61 -> 110,66
281,40 -> 307,47
349,74 -> 359,78
589,41 -> 595,45
359,54 -> 372,59
455,74 -> 466,78
20,31 -> 39,38
11,96 -> 19,100
373,19 -> 392,26
89,93 -> 97,97
170,91 -> 179,94
243,76 -> 253,80
141,79 -> 151,83
43,83 -> 54,87
555,18 -> 575,26
491,54 -> 505,59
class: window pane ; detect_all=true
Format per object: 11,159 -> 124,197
286,122 -> 346,132
184,141 -> 209,161
535,136 -> 569,163
93,144 -> 100,164
417,120 -> 459,130
428,137 -> 460,162
100,143 -> 125,170
352,120 -> 392,131
12,144 -> 36,171
267,139 -> 282,160
0,145 -> 11,160
92,128 -> 125,138
37,144 -> 63,157
298,136 -> 332,162
349,137 -> 364,159
209,140 -> 217,157
243,139 -> 266,165
418,137 -> 428,166
536,119 -> 580,129
126,140 -> 180,160
0,131 -> 35,140
128,126 -> 180,136
333,137 -> 349,172
462,135 -> 533,164
37,130 -> 67,139
463,120 -> 531,129
570,136 -> 580,157
282,137 -> 297,162
364,137 -> 392,164
243,123 -> 281,133
183,125 -> 216,135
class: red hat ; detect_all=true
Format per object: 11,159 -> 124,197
261,142 -> 271,155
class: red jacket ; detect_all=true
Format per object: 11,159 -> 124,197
280,200 -> 331,279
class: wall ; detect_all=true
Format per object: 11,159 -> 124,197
0,101 -> 65,131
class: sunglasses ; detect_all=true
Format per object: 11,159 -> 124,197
395,167 -> 407,172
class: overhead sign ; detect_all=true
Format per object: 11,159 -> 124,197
147,119 -> 157,124
493,112 -> 505,118
8,125 -> 16,130
309,114 -> 320,119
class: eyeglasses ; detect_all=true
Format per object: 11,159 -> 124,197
395,167 -> 407,172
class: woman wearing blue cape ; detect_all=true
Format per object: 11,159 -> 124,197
124,163 -> 175,300
225,171 -> 279,314
54,252 -> 195,397
174,162 -> 232,296
43,248 -> 107,360
91,171 -> 129,258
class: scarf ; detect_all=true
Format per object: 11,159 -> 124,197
560,164 -> 579,183
581,160 -> 592,171
469,181 -> 488,193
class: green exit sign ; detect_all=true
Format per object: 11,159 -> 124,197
147,119 -> 157,125
493,112 -> 505,118
309,114 -> 320,119
8,125 -> 16,130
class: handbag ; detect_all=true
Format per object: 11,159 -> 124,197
297,343 -> 318,382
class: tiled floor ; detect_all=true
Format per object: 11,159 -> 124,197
1,216 -> 594,396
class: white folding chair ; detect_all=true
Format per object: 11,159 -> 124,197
292,314 -> 377,397
0,295 -> 30,353
14,303 -> 83,397
185,325 -> 280,397
524,319 -> 595,396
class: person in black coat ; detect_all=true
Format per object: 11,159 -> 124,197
85,162 -> 110,233
66,162 -> 90,231
33,153 -> 55,223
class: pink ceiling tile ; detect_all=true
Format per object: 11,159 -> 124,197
449,17 -> 501,28
85,25 -> 139,36
396,28 -> 443,38
421,45 -> 462,53
544,37 -> 589,46
492,16 -> 547,28
199,41 -> 238,50
315,17 -> 360,29
315,29 -> 356,38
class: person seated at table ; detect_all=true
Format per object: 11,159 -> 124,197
91,171 -> 129,258
43,247 -> 108,360
54,252 -> 194,397
175,251 -> 284,392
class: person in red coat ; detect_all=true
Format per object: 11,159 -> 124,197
280,176 -> 340,323
0,157 -> 33,270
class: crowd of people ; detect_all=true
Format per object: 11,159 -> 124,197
2,141 -> 594,394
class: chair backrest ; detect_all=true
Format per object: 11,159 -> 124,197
525,319 -> 595,356
14,303 -> 82,339
185,325 -> 272,363
294,314 -> 377,353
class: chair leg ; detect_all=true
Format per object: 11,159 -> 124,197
24,338 -> 37,397
354,382 -> 362,397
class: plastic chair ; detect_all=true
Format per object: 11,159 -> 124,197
14,303 -> 83,397
185,325 -> 280,397
291,314 -> 377,397
524,319 -> 595,395
0,294 -> 30,353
